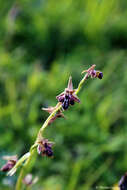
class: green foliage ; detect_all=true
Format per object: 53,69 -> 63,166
0,0 -> 127,189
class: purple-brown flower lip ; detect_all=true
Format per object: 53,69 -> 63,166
56,76 -> 80,110
1,155 -> 17,172
97,72 -> 103,79
37,138 -> 54,158
119,172 -> 127,190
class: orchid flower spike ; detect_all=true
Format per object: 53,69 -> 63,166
56,76 -> 80,110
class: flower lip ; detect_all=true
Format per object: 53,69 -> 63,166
70,98 -> 75,105
62,99 -> 69,110
98,72 -> 103,79
37,138 -> 54,158
119,173 -> 127,190
1,155 -> 17,172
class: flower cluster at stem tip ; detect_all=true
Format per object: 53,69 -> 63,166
82,64 -> 103,79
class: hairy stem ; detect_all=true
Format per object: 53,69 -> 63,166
15,73 -> 88,190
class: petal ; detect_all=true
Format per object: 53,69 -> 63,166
48,116 -> 57,125
88,64 -> 96,72
67,76 -> 73,91
1,163 -> 13,172
82,64 -> 96,74
72,94 -> 80,103
81,70 -> 87,74
56,112 -> 65,119
37,145 -> 42,154
56,92 -> 65,101
42,107 -> 55,114
3,155 -> 17,162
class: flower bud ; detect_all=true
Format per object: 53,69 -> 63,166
23,174 -> 38,186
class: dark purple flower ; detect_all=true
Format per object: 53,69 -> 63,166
69,97 -> 75,105
82,64 -> 103,80
62,95 -> 70,110
56,76 -> 80,110
1,155 -> 17,172
37,138 -> 54,158
119,173 -> 127,190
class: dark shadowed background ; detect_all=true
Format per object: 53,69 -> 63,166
0,0 -> 127,189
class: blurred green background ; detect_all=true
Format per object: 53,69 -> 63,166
0,0 -> 127,189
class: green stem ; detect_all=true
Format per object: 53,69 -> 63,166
15,103 -> 62,190
16,150 -> 36,190
39,103 -> 62,135
15,73 -> 88,190
75,73 -> 88,95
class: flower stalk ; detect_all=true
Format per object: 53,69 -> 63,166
5,65 -> 103,190
15,103 -> 62,190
